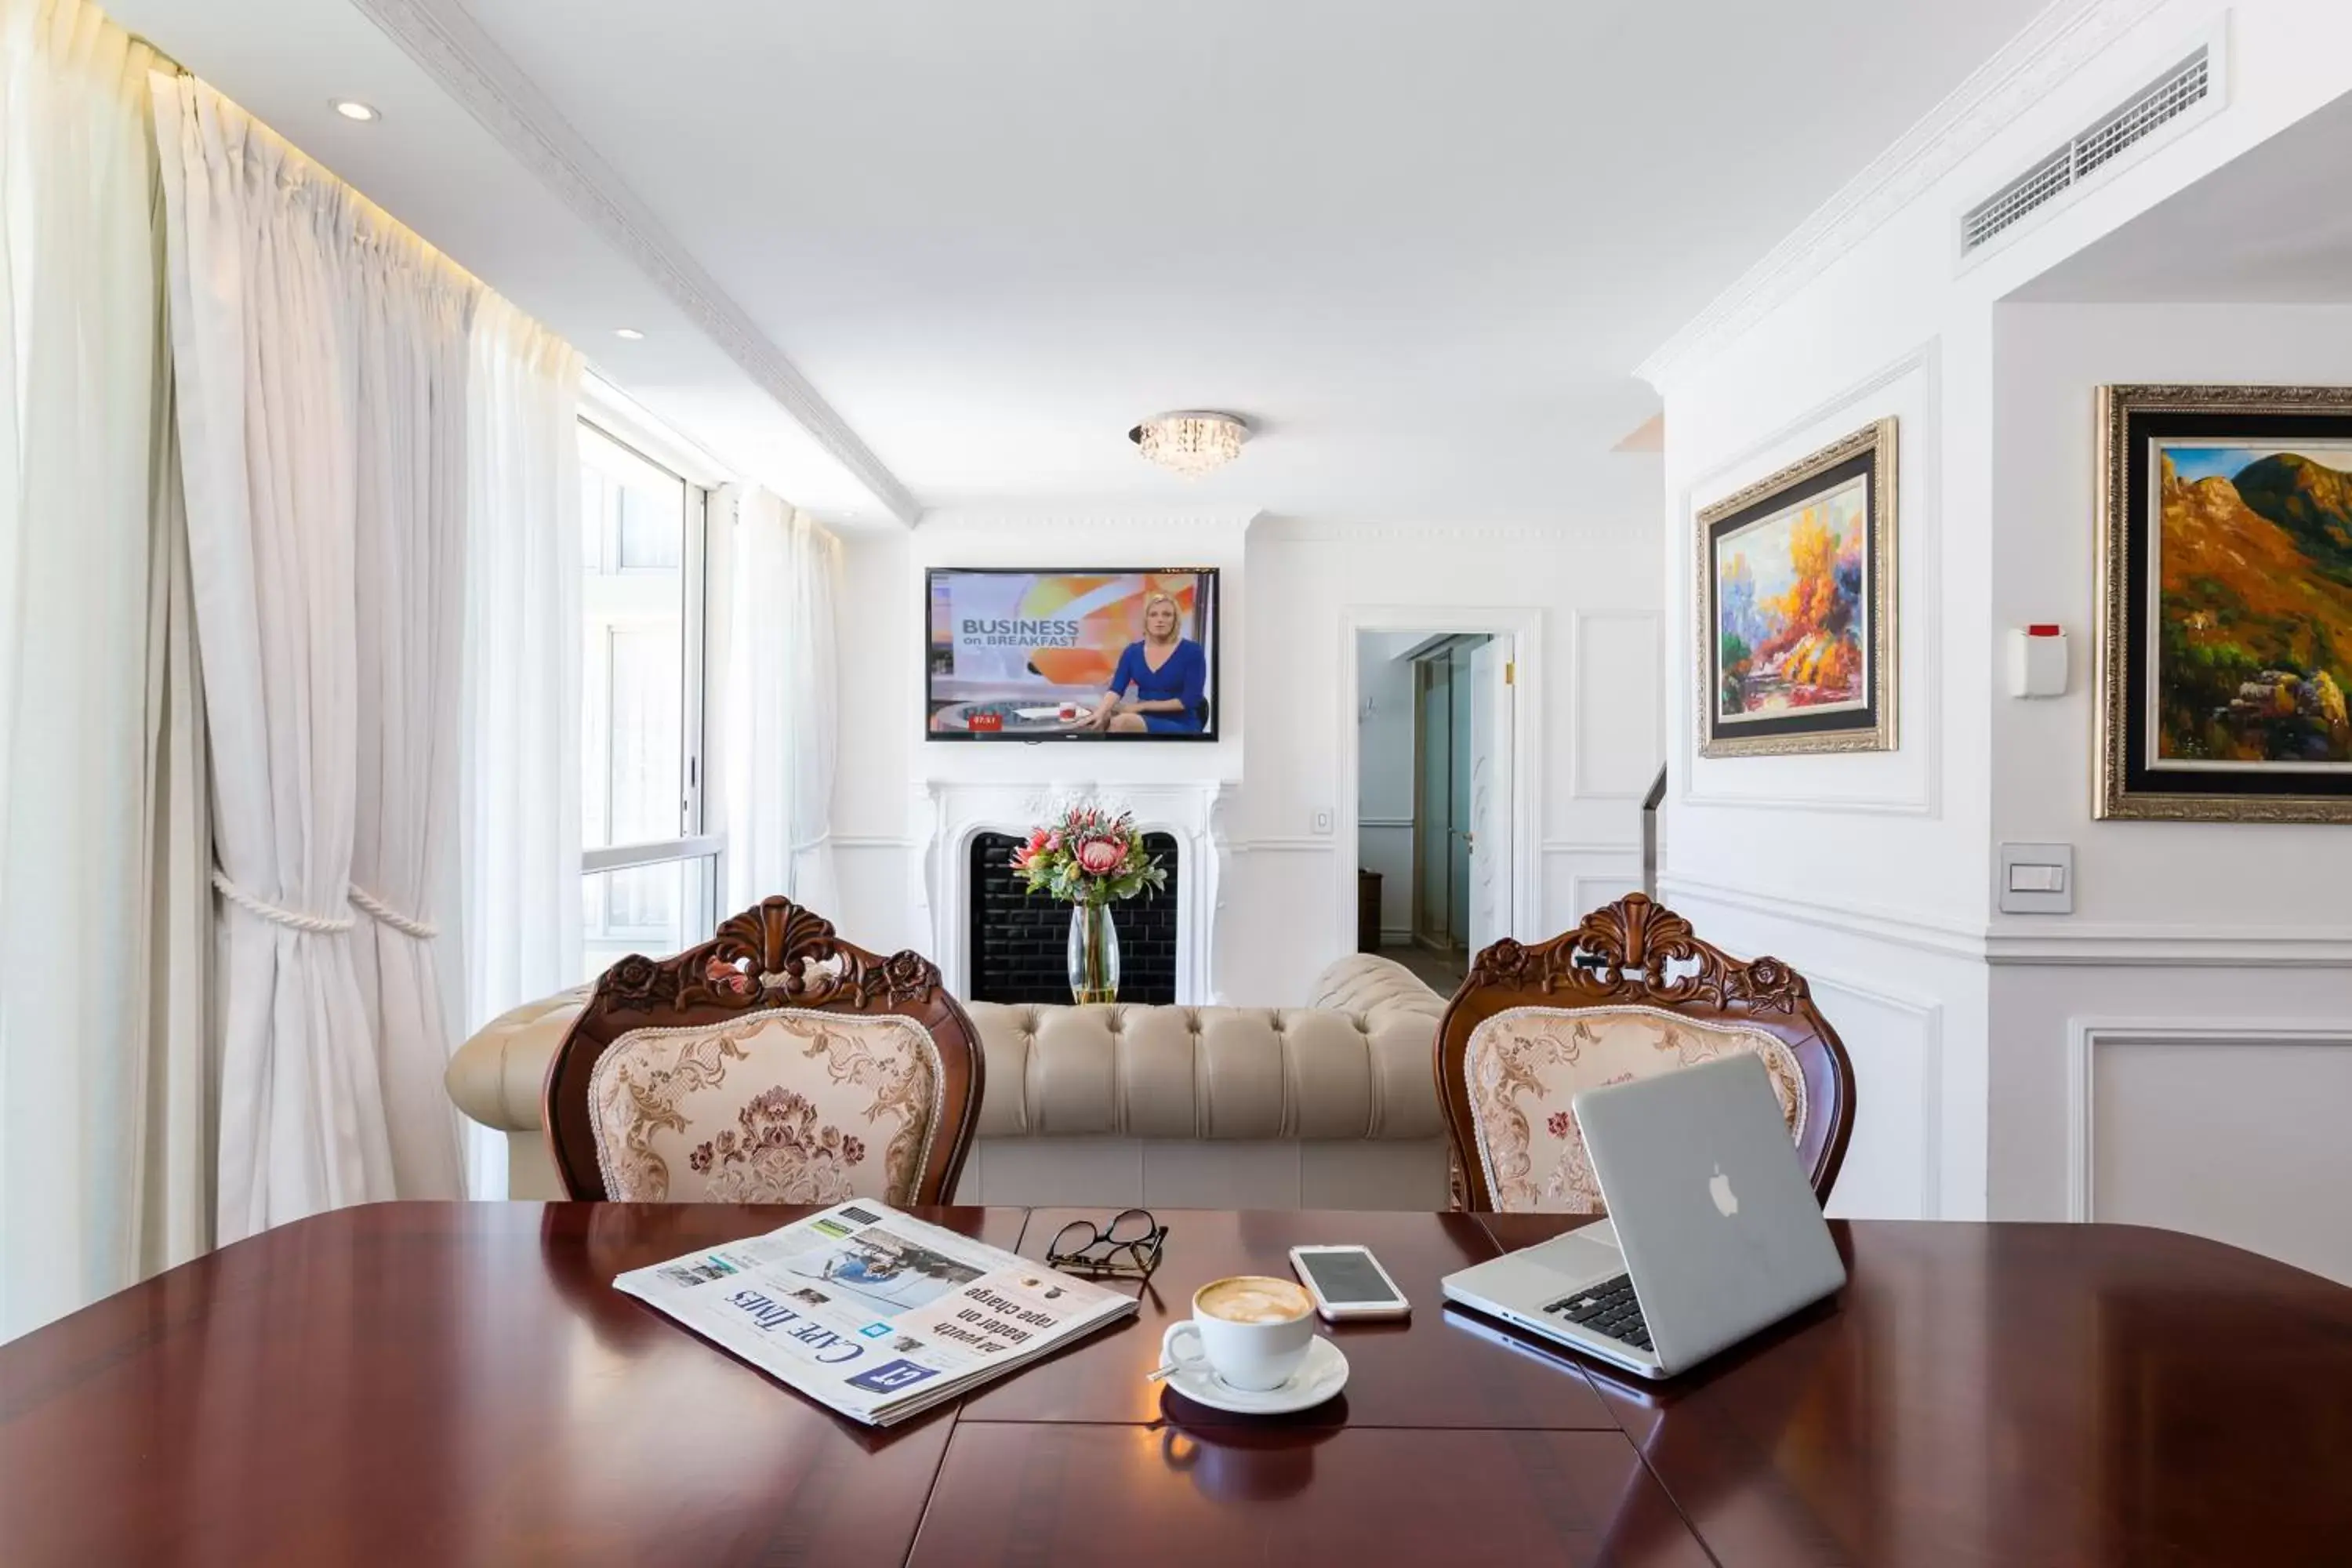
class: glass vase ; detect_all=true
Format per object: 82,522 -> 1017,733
1067,901 -> 1120,1005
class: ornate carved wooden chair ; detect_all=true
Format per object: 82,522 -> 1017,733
1436,894 -> 1854,1213
543,897 -> 985,1204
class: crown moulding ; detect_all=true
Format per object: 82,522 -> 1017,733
349,0 -> 923,526
1634,0 -> 2169,394
910,509 -> 1260,535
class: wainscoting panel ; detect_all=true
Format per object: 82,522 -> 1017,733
1802,971 -> 1943,1221
2070,1022 -> 2352,1285
1571,611 -> 1661,800
1654,881 -> 1963,1220
1540,843 -> 1642,934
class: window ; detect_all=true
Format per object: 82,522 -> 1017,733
579,420 -> 719,980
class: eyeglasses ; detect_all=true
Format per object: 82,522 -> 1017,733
1046,1207 -> 1167,1279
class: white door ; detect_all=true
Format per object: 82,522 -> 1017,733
1467,638 -> 1514,956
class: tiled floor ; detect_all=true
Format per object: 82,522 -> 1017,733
1381,942 -> 1467,996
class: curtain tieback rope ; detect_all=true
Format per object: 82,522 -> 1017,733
211,869 -> 355,935
211,871 -> 441,939
348,884 -> 441,940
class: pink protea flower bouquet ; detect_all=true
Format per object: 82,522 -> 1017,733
1011,800 -> 1167,908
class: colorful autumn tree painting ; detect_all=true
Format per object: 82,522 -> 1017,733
1715,478 -> 1868,719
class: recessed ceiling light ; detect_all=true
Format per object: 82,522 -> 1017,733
613,328 -> 645,340
332,100 -> 379,122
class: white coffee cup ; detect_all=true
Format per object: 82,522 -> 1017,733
1160,1275 -> 1318,1392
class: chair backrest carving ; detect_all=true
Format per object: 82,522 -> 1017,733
1436,893 -> 1855,1212
543,896 -> 984,1203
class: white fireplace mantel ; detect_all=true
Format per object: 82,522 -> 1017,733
909,779 -> 1234,1004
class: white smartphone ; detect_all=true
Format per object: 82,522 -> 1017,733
1288,1245 -> 1410,1322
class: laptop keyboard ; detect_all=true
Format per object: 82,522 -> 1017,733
1544,1274 -> 1651,1353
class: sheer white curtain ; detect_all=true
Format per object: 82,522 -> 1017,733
723,488 -> 840,913
0,0 -> 211,1339
156,76 -> 481,1236
348,199 -> 474,1203
458,294 -> 584,1198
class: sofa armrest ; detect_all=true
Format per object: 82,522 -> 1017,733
1302,952 -> 1448,1022
444,985 -> 590,1134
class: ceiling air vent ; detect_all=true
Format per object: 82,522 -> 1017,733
1960,45 -> 2213,258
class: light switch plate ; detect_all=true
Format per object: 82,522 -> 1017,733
1312,808 -> 1334,835
1997,842 -> 2074,914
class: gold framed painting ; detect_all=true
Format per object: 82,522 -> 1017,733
2096,385 -> 2352,823
1695,419 -> 1897,758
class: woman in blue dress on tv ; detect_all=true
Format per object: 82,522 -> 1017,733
1084,593 -> 1207,735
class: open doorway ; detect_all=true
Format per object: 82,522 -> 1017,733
1354,630 -> 1514,993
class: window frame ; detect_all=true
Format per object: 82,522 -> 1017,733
576,389 -> 727,961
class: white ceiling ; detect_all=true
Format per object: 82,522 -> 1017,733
2013,84 -> 2352,303
111,0 -> 2049,525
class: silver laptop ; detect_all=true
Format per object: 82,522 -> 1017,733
1440,1051 -> 1845,1379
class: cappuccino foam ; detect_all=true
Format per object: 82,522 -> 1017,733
1196,1275 -> 1312,1325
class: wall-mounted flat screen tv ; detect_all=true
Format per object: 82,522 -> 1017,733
927,568 -> 1220,741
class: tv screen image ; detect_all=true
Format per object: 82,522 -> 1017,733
927,568 -> 1218,740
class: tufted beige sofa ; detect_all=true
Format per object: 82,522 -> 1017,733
447,953 -> 1453,1210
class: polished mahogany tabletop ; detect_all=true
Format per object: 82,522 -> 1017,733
1477,1211 -> 2352,1568
960,1207 -> 1618,1429
5,1203 -> 2350,1566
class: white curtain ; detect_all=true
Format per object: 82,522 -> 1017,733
0,0 -> 211,1339
155,76 -> 481,1237
458,294 -> 584,1198
348,190 -> 474,1203
723,487 -> 840,914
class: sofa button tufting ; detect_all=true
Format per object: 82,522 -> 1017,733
450,953 -> 1454,1203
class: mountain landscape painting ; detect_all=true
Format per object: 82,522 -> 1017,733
1715,474 -> 1869,722
2153,441 -> 2352,769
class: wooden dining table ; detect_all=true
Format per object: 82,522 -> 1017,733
5,1202 -> 2350,1566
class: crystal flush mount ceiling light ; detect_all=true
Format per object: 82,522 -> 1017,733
1128,411 -> 1248,478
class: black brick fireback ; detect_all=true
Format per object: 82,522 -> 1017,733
967,831 -> 1178,1004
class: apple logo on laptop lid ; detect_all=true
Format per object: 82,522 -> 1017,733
1709,1164 -> 1739,1218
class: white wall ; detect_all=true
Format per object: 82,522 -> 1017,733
1991,302 -> 2352,931
1985,303 -> 2352,1244
824,475 -> 1664,1004
1356,630 -> 1421,942
829,524 -> 923,953
1650,0 -> 2352,1225
1221,495 -> 1662,1004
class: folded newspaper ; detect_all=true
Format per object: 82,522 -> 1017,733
614,1200 -> 1137,1425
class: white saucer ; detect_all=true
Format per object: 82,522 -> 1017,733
1160,1335 -> 1349,1415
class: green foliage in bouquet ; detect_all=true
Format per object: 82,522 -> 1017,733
1011,801 -> 1168,908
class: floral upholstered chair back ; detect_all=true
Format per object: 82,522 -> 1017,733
543,898 -> 985,1206
1436,895 -> 1855,1213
